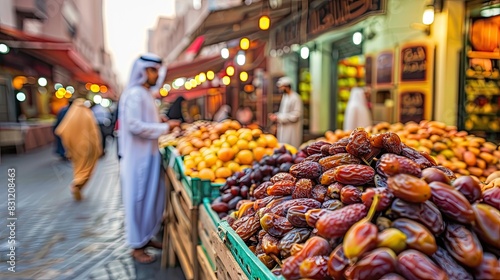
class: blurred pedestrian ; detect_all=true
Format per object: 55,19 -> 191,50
213,104 -> 231,122
91,103 -> 112,155
118,53 -> 180,264
165,96 -> 187,123
236,105 -> 254,126
343,87 -> 372,131
268,76 -> 303,148
53,100 -> 73,160
55,98 -> 102,201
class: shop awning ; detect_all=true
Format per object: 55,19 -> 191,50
164,87 -> 224,103
189,1 -> 292,48
0,25 -> 106,85
164,54 -> 226,83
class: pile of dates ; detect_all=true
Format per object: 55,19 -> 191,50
223,128 -> 500,280
211,145 -> 307,218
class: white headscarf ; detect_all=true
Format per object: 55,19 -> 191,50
343,87 -> 372,131
213,105 -> 231,122
126,53 -> 163,89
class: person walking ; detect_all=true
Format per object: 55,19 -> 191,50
343,87 -> 373,131
55,98 -> 102,201
118,53 -> 179,264
268,76 -> 303,148
165,96 -> 188,123
53,100 -> 72,160
91,103 -> 112,154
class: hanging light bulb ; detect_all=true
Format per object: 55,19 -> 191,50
236,51 -> 246,66
300,46 -> 309,59
240,71 -> 248,82
259,15 -> 270,30
226,66 -> 235,76
221,48 -> 230,59
240,37 -> 250,50
222,76 -> 231,85
422,5 -> 434,25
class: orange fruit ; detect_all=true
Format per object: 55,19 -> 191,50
264,134 -> 278,148
198,168 -> 215,181
217,147 -> 235,162
251,128 -> 262,138
226,134 -> 238,146
236,139 -> 249,150
215,167 -> 232,179
236,150 -> 254,165
253,147 -> 266,161
227,162 -> 240,172
256,136 -> 267,148
230,120 -> 242,130
204,154 -> 218,167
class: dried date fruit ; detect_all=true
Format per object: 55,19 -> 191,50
267,180 -> 296,196
265,198 -> 321,217
318,153 -> 361,171
322,199 -> 343,210
429,181 -> 475,225
421,167 -> 451,184
305,208 -> 330,227
374,174 -> 388,188
211,202 -> 230,213
376,216 -> 393,231
293,178 -> 313,199
327,245 -> 349,280
261,233 -> 280,255
361,187 -> 394,211
376,153 -> 422,178
472,203 -> 500,249
312,185 -> 328,203
370,133 -> 385,148
344,248 -> 398,280
290,243 -> 304,256
253,195 -> 275,211
481,187 -> 500,210
400,144 -> 437,169
279,228 -> 311,259
431,247 -> 473,280
235,213 -> 261,241
472,252 -> 500,280
307,141 -> 330,156
289,161 -> 323,180
392,218 -> 437,256
378,273 -> 406,280
326,182 -> 344,199
320,164 -> 375,186
253,182 -> 273,199
397,249 -> 447,280
287,205 -> 313,228
236,201 -> 255,218
260,196 -> 292,216
316,203 -> 367,239
340,185 -> 362,205
444,223 -> 483,268
388,198 -> 445,235
346,128 -> 372,159
270,172 -> 296,184
376,228 -> 407,254
304,153 -> 324,162
281,236 -> 331,280
260,213 -> 294,238
257,253 -> 276,269
328,138 -> 349,155
299,256 -> 330,280
452,176 -> 482,203
320,143 -> 333,155
382,132 -> 403,154
432,165 -> 457,181
387,174 -> 431,203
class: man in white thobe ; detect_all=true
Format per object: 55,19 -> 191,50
269,76 -> 303,148
118,53 -> 179,263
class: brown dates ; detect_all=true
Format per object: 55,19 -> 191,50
376,153 -> 422,178
429,181 -> 475,225
289,161 -> 323,180
387,174 -> 431,203
320,164 -> 375,186
397,249 -> 447,280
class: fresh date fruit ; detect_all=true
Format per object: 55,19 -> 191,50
289,161 -> 323,180
318,153 -> 361,171
293,178 -> 314,199
387,174 -> 431,203
376,153 -> 422,178
444,222 -> 483,268
376,228 -> 407,254
392,218 -> 437,256
299,256 -> 330,280
211,202 -> 230,213
327,245 -> 349,280
278,228 -> 311,258
316,203 -> 367,239
431,246 -> 473,280
472,203 -> 500,249
281,236 -> 331,280
429,181 -> 475,225
388,198 -> 445,235
260,213 -> 294,238
320,164 -> 375,185
481,187 -> 500,210
421,167 -> 451,184
452,176 -> 482,203
397,249 -> 447,280
344,248 -> 397,280
472,252 -> 500,280
271,172 -> 296,184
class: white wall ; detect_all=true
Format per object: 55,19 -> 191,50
0,0 -> 16,27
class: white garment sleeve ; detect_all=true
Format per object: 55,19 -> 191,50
277,95 -> 302,124
124,93 -> 169,139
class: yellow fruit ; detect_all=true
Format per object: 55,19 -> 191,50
227,162 -> 240,172
218,147 -> 235,162
180,146 -> 194,156
251,128 -> 263,138
215,167 -> 232,179
190,171 -> 199,178
253,147 -> 267,161
239,132 -> 253,142
184,168 -> 192,176
198,168 -> 215,181
283,143 -> 297,154
236,139 -> 249,150
214,178 -> 227,184
221,142 -> 231,148
230,120 -> 242,130
248,141 -> 257,150
197,161 -> 207,170
236,150 -> 254,165
193,156 -> 203,165
213,139 -> 223,147
256,136 -> 267,148
264,134 -> 278,148
226,135 -> 238,146
204,154 -> 218,167
240,164 -> 252,171
184,159 -> 195,169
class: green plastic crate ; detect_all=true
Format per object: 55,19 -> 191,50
173,156 -> 212,205
203,197 -> 220,226
161,145 -> 178,169
217,220 -> 279,280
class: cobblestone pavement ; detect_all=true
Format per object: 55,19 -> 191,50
0,141 -> 185,280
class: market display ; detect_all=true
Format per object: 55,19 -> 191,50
217,128 -> 500,279
316,120 -> 500,182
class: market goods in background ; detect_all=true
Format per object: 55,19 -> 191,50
216,128 -> 500,279
317,120 -> 500,181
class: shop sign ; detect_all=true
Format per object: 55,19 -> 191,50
307,0 -> 386,40
375,51 -> 394,86
365,55 -> 373,86
273,14 -> 302,50
399,91 -> 425,124
401,45 -> 428,82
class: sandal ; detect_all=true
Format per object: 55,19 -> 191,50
70,185 -> 83,201
131,249 -> 156,264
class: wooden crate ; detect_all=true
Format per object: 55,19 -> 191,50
198,198 -> 220,270
197,245 -> 217,280
211,231 -> 247,280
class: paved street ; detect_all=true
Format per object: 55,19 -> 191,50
0,141 -> 184,280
